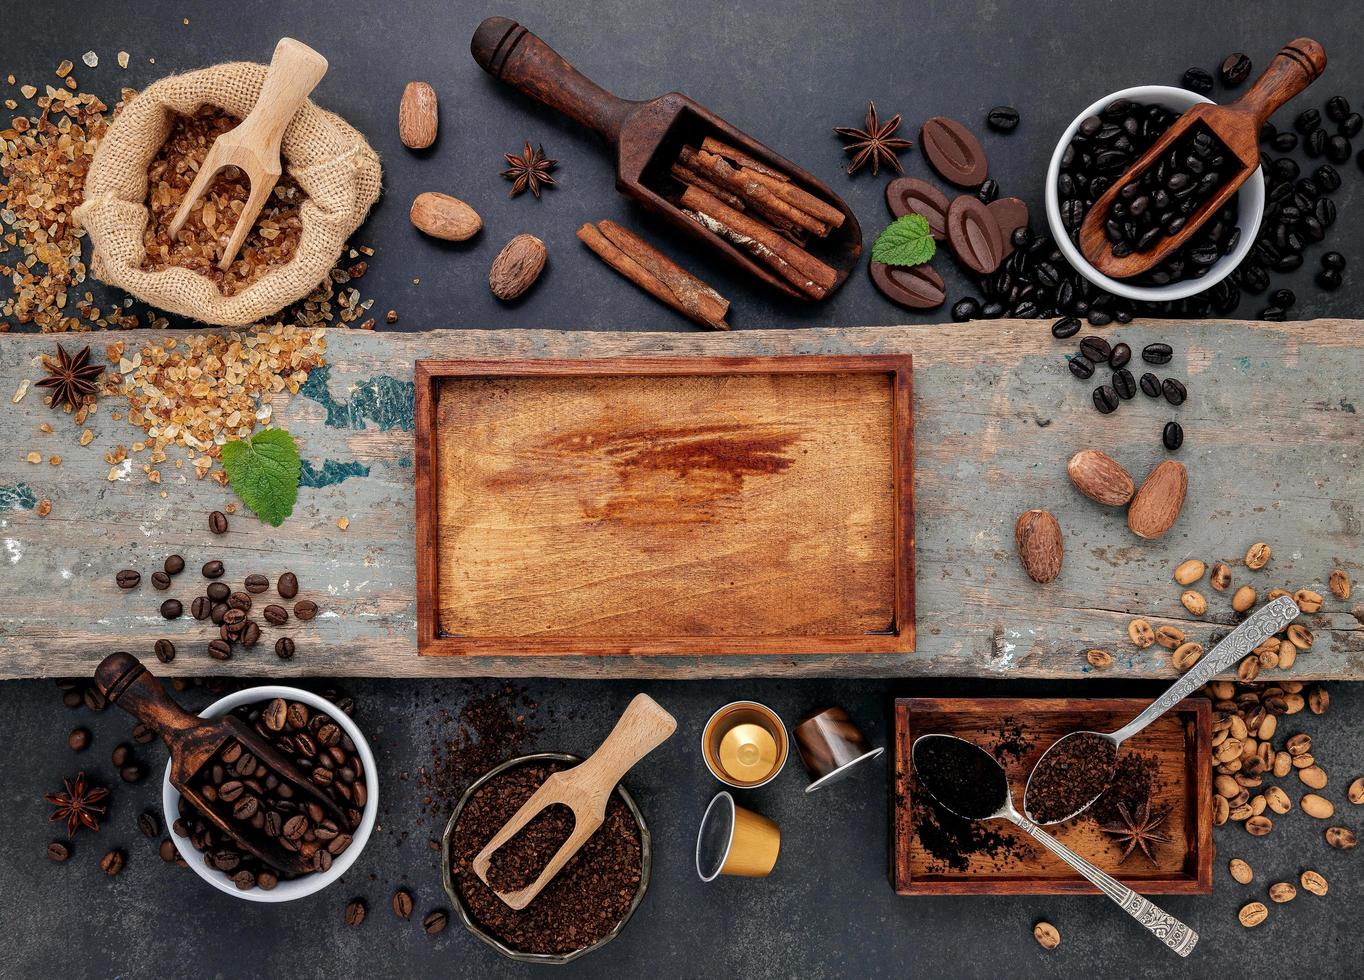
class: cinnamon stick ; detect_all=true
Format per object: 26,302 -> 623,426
699,136 -> 790,181
669,161 -> 747,212
681,147 -> 829,236
680,185 -> 836,299
577,220 -> 730,330
743,168 -> 845,230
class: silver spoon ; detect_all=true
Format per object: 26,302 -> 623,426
1022,595 -> 1300,826
912,734 -> 1199,957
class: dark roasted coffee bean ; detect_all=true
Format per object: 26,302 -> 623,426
1270,287 -> 1296,308
1322,250 -> 1346,271
209,510 -> 229,535
120,765 -> 144,783
1068,355 -> 1095,380
1260,121 -> 1277,143
422,910 -> 448,935
1093,385 -> 1120,414
67,727 -> 90,751
223,607 -> 246,627
228,592 -> 252,612
164,554 -> 186,576
1051,316 -> 1081,339
202,560 -> 225,579
150,570 -> 171,591
159,838 -> 178,862
277,572 -> 299,600
1139,372 -> 1162,398
191,596 -> 211,620
1295,109 -> 1321,134
244,574 -> 269,594
47,841 -> 70,862
100,849 -> 125,876
1271,132 -> 1299,152
951,298 -> 980,322
1113,369 -> 1137,399
980,301 -> 1005,318
1316,268 -> 1342,290
240,621 -> 262,648
1109,343 -> 1131,369
211,849 -> 241,872
275,636 -> 296,660
263,699 -> 288,732
1305,127 -> 1327,157
210,602 -> 228,625
1181,67 -> 1214,94
986,105 -> 1020,132
1339,113 -> 1362,139
1326,96 -> 1351,122
232,796 -> 259,821
293,600 -> 318,622
206,581 -> 230,603
392,888 -> 415,920
1142,342 -> 1173,364
208,638 -> 233,661
1087,309 -> 1113,327
976,177 -> 1000,204
222,622 -> 242,642
345,899 -> 367,927
1162,378 -> 1188,405
1163,420 -> 1184,451
263,604 -> 289,626
116,569 -> 140,589
160,599 -> 182,620
154,639 -> 176,664
1327,135 -> 1352,164
1314,164 -> 1341,192
111,742 -> 131,767
138,810 -> 161,839
1219,52 -> 1251,86
1079,336 -> 1111,362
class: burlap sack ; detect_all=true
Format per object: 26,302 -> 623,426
75,61 -> 382,327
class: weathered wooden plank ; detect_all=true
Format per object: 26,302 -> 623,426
1,320 -> 1360,679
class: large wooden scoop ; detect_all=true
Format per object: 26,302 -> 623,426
94,652 -> 346,875
472,694 -> 676,910
167,37 -> 328,270
471,16 -> 861,301
1079,37 -> 1326,279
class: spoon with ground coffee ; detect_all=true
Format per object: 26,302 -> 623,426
912,734 -> 1198,957
1024,595 -> 1299,825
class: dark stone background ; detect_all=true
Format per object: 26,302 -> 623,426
2,1 -> 1362,977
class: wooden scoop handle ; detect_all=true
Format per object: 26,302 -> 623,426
95,652 -> 207,740
1235,38 -> 1327,127
237,37 -> 329,150
471,16 -> 635,145
572,693 -> 677,795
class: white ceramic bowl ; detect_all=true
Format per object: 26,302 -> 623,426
162,685 -> 378,903
1045,84 -> 1264,302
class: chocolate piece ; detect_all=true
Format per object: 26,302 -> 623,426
920,116 -> 988,187
987,197 -> 1029,256
885,176 -> 949,239
945,196 -> 1004,275
869,261 -> 945,310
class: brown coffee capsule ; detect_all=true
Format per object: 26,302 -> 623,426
793,705 -> 884,792
946,195 -> 1004,275
987,197 -> 1029,256
869,261 -> 945,310
885,176 -> 948,239
920,116 -> 988,187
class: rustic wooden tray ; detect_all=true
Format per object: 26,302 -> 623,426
414,356 -> 914,657
892,698 -> 1212,895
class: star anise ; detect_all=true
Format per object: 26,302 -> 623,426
44,772 -> 110,838
834,101 -> 913,176
1100,800 -> 1172,865
501,141 -> 558,198
34,343 -> 103,411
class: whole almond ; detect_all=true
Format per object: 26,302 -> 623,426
1329,568 -> 1352,600
1033,922 -> 1060,950
489,234 -> 547,301
1173,558 -> 1206,585
1228,858 -> 1253,884
1066,449 -> 1134,506
1128,460 -> 1187,539
1209,562 -> 1232,591
399,81 -> 438,149
1300,870 -> 1328,896
1301,794 -> 1334,819
410,192 -> 482,241
1015,509 -> 1063,583
1238,902 -> 1268,927
1245,541 -> 1271,570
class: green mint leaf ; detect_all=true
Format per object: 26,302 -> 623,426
221,428 -> 301,527
871,214 -> 936,267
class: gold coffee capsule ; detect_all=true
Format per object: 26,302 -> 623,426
696,792 -> 781,881
702,701 -> 788,788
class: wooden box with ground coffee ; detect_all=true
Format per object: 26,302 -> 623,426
892,697 -> 1212,895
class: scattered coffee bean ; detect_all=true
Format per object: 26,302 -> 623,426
1163,421 -> 1184,451
1326,96 -> 1351,123
422,910 -> 449,934
1051,316 -> 1080,339
1140,372 -> 1162,398
138,810 -> 162,838
100,849 -> 125,876
202,560 -> 225,579
67,727 -> 90,751
241,621 -> 262,647
207,638 -> 233,661
1112,369 -> 1136,399
1068,355 -> 1095,380
1093,385 -> 1119,414
1325,826 -> 1356,849
245,574 -> 270,594
206,582 -> 230,604
121,764 -> 144,783
1296,108 -> 1322,135
986,105 -> 1020,133
228,591 -> 252,612
275,637 -> 296,660
1086,310 -> 1112,326
164,554 -> 185,575
1142,342 -> 1173,364
1239,901 -> 1268,927
345,899 -> 367,927
1162,378 -> 1188,405
210,602 -> 228,625
1078,336 -> 1110,363
393,888 -> 415,920
159,838 -> 179,862
1033,921 -> 1061,950
1181,67 -> 1214,94
46,841 -> 70,862
294,600 -> 319,622
209,510 -> 229,535
1270,287 -> 1296,308
150,570 -> 171,591
1340,113 -> 1363,139
976,177 -> 1000,204
1108,343 -> 1131,369
160,599 -> 183,620
111,742 -> 131,767
116,569 -> 141,589
191,596 -> 211,620
1317,268 -> 1342,290
259,604 -> 288,626
223,607 -> 246,627
951,298 -> 980,321
1220,53 -> 1251,86
277,572 -> 300,599
154,638 -> 176,663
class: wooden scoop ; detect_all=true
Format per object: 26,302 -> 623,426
167,37 -> 328,271
94,652 -> 346,875
472,693 -> 676,910
471,16 -> 862,301
1079,37 -> 1326,279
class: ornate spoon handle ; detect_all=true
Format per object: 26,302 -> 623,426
1007,811 -> 1199,957
1111,595 -> 1300,744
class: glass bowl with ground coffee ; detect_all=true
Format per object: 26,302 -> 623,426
441,753 -> 651,965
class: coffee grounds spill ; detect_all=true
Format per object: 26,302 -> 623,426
419,685 -> 541,817
1026,732 -> 1119,824
452,762 -> 640,956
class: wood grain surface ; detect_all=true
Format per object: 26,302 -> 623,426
892,698 -> 1212,895
0,319 -> 1360,679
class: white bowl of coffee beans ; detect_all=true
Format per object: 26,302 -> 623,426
1046,84 -> 1264,302
161,686 -> 377,903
